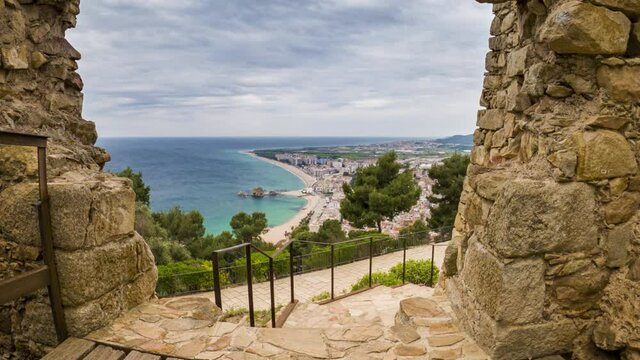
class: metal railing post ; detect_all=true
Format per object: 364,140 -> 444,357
245,244 -> 255,327
289,242 -> 294,303
211,252 -> 222,309
330,244 -> 335,299
269,257 -> 276,328
429,244 -> 435,287
402,236 -> 407,284
368,238 -> 373,288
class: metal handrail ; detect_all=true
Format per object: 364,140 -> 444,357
209,225 -> 452,328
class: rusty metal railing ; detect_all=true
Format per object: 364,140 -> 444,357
0,130 -> 68,342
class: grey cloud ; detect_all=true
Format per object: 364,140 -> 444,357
68,0 -> 492,137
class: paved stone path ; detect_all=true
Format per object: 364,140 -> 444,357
87,285 -> 489,359
213,243 -> 447,310
285,283 -> 435,329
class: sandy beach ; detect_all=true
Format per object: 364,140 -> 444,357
241,151 -> 321,244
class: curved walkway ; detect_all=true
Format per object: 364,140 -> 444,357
202,243 -> 448,310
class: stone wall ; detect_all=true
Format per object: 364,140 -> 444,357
0,1 -> 157,358
443,1 -> 640,359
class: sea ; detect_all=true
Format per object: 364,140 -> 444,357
98,137 -> 399,235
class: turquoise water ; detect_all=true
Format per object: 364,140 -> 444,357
98,137 -> 396,234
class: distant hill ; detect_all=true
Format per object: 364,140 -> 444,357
433,134 -> 473,146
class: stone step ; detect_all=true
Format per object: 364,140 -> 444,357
86,289 -> 490,359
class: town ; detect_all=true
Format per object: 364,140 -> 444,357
257,138 -> 470,235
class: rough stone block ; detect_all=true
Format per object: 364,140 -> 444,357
591,0 -> 640,16
64,287 -> 127,337
597,65 -> 640,103
574,130 -> 637,181
0,144 -> 39,179
126,267 -> 158,309
605,193 -> 640,225
85,179 -> 136,247
551,262 -> 609,315
18,302 -> 57,347
448,274 -> 580,360
37,37 -> 81,60
1,46 -> 29,69
593,274 -> 640,352
586,115 -> 629,130
539,1 -> 630,55
477,109 -> 505,130
492,319 -> 582,360
0,183 -> 43,247
460,240 -> 545,325
48,92 -> 82,112
506,45 -> 530,77
473,171 -> 509,201
0,172 -> 135,250
442,243 -> 458,277
56,234 -> 141,306
484,179 -> 598,258
564,74 -> 596,95
547,149 -> 577,179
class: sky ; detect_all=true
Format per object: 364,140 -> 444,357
67,0 -> 493,138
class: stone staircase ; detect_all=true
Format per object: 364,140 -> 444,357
86,285 -> 489,359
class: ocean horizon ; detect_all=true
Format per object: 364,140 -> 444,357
98,137 -> 403,235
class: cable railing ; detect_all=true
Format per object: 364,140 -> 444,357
202,226 -> 453,328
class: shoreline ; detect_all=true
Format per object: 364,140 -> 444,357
240,150 -> 320,244
241,150 -> 316,188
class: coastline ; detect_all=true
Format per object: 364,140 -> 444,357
241,150 -> 316,188
240,150 -> 320,244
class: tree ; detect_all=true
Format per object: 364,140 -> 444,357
317,219 -> 346,243
340,151 -> 421,232
230,212 -> 268,243
427,153 -> 469,231
399,219 -> 429,244
146,236 -> 191,266
152,207 -> 206,243
116,167 -> 151,206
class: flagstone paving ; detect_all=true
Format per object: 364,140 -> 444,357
284,284 -> 435,329
87,284 -> 489,359
210,243 -> 448,311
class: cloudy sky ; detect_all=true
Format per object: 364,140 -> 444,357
67,0 -> 492,137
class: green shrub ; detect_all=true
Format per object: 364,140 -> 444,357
389,259 -> 439,286
349,259 -> 440,292
156,259 -> 229,296
311,291 -> 330,302
350,272 -> 402,292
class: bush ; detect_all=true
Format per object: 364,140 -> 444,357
351,272 -> 402,291
157,259 -> 229,296
349,259 -> 440,292
147,236 -> 192,266
389,259 -> 439,286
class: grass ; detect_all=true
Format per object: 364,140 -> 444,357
310,291 -> 330,303
220,305 -> 284,327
